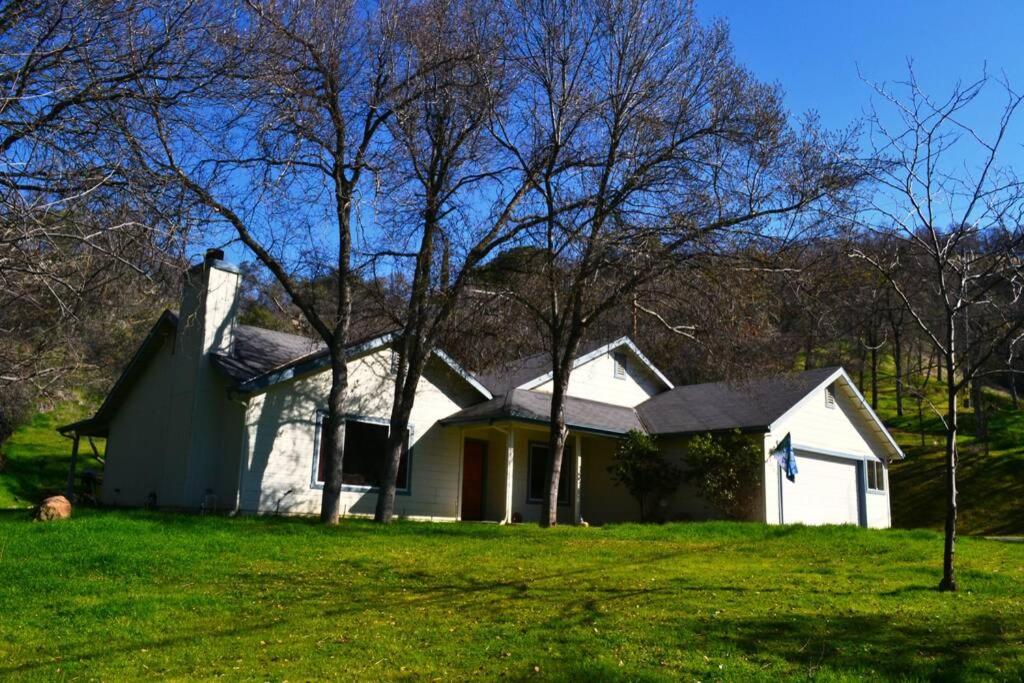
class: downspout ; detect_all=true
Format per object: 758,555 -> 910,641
228,391 -> 251,515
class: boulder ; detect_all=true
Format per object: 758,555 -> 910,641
34,495 -> 72,521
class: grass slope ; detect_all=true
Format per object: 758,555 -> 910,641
871,365 -> 1024,535
0,511 -> 1022,681
0,400 -> 98,509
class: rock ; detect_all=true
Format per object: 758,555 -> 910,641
34,495 -> 72,521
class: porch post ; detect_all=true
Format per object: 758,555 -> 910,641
65,433 -> 80,499
456,428 -> 465,520
502,427 -> 515,524
573,432 -> 583,524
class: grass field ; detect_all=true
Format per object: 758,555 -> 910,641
0,510 -> 1022,681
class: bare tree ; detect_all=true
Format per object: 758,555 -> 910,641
497,0 -> 858,527
0,0 -> 191,440
124,0 -> 415,524
853,68 -> 1024,590
367,0 -> 537,523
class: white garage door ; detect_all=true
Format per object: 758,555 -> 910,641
780,451 -> 861,526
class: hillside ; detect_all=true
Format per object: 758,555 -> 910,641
873,366 -> 1024,535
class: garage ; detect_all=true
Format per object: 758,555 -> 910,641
779,451 -> 862,526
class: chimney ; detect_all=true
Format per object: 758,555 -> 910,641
179,248 -> 241,357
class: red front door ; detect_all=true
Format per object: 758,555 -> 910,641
462,440 -> 486,521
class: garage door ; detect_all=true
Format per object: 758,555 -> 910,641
780,451 -> 861,525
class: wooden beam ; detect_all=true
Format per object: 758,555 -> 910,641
65,434 -> 80,500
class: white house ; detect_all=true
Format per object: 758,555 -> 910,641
60,251 -> 902,527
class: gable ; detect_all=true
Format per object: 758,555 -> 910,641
769,372 -> 903,462
530,346 -> 668,408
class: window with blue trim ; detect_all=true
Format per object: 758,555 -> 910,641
315,418 -> 410,492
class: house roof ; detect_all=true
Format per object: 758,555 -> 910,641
222,330 -> 491,399
637,366 -> 840,435
440,388 -> 644,436
477,336 -> 673,395
211,325 -> 325,383
636,366 -> 903,461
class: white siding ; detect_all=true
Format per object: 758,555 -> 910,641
764,379 -> 893,529
532,348 -> 665,407
104,335 -> 178,507
238,349 -> 480,519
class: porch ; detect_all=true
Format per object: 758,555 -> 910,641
450,422 -> 637,526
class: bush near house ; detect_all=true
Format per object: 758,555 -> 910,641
683,430 -> 764,520
606,430 -> 682,521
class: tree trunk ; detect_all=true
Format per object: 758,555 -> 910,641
970,377 -> 987,443
870,338 -> 879,410
939,352 -> 958,592
917,399 -> 925,447
375,342 -> 424,524
892,327 -> 904,417
320,350 -> 350,525
542,354 -> 575,528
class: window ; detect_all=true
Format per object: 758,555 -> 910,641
390,349 -> 401,375
314,417 -> 411,492
613,351 -> 627,379
527,442 -> 571,504
825,384 -> 836,409
866,460 -> 885,492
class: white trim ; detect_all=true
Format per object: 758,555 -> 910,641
768,368 -> 904,461
433,348 -> 493,400
238,332 -> 492,401
518,337 -> 674,391
791,443 -> 879,463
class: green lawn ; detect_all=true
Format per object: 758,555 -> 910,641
0,511 -> 1022,681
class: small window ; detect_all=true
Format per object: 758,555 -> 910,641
315,417 -> 410,492
390,350 -> 401,375
867,460 -> 885,492
613,351 -> 627,379
825,384 -> 836,409
527,443 -> 570,505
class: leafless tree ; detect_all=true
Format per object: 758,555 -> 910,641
366,0 -> 538,523
122,0 -> 419,524
0,0 -> 191,440
853,67 -> 1024,591
497,0 -> 858,527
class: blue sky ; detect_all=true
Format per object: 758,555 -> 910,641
697,1 -> 1024,164
217,2 -> 1024,266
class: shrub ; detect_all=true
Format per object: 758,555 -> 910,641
684,430 -> 763,519
607,430 -> 682,522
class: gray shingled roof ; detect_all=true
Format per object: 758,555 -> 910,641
637,366 -> 840,435
441,388 -> 644,435
211,325 -> 325,383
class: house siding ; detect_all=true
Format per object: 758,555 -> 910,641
238,349 -> 479,519
532,349 -> 664,407
104,335 -> 178,507
764,380 -> 892,528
